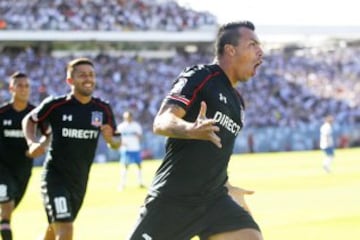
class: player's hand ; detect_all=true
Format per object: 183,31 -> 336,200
100,124 -> 114,142
100,124 -> 113,139
227,185 -> 254,214
193,101 -> 222,148
26,142 -> 47,158
101,124 -> 121,149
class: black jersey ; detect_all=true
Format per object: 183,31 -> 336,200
149,64 -> 245,203
0,102 -> 35,170
29,94 -> 117,191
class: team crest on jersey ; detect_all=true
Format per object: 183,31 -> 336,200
91,111 -> 103,127
170,77 -> 188,94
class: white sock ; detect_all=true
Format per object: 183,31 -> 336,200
323,156 -> 333,169
120,168 -> 127,187
137,168 -> 143,185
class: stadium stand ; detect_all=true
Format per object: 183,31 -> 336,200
1,46 -> 359,127
0,0 -> 359,159
1,45 -> 359,158
0,0 -> 216,31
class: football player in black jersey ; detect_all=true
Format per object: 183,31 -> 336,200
128,21 -> 264,240
22,58 -> 121,240
0,72 -> 37,240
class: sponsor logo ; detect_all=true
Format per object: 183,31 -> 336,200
3,129 -> 24,138
62,114 -> 73,121
213,111 -> 241,136
62,128 -> 99,139
91,111 -> 103,127
219,93 -> 227,104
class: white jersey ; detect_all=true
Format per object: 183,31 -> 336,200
320,122 -> 334,149
117,121 -> 142,151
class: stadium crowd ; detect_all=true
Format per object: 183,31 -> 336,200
0,0 -> 216,31
0,0 -> 359,152
0,46 -> 359,133
243,47 -> 360,128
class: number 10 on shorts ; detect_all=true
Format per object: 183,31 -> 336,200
54,196 -> 71,219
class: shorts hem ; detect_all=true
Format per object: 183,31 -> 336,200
200,223 -> 261,239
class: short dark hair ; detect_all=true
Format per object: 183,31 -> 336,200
215,21 -> 255,57
9,71 -> 28,86
66,58 -> 94,78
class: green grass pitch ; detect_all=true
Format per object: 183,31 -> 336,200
11,148 -> 360,239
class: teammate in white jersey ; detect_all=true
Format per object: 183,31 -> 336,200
320,115 -> 335,173
116,111 -> 144,190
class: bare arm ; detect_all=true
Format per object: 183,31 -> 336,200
22,113 -> 50,158
22,113 -> 38,146
153,101 -> 222,148
225,181 -> 255,214
101,124 -> 121,149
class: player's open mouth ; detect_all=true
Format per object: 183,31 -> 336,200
255,60 -> 262,69
253,61 -> 262,72
250,60 -> 261,76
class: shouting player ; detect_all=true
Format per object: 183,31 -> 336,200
128,21 -> 264,240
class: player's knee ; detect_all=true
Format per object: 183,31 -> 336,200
0,201 -> 15,219
53,222 -> 73,238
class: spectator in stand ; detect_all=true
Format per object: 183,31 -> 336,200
0,43 -> 359,138
0,0 -> 216,31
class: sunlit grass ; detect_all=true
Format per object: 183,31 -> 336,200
12,148 -> 360,240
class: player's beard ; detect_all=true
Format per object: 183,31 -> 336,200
75,85 -> 94,97
78,88 -> 93,96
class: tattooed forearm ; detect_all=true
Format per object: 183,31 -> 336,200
153,103 -> 191,138
167,117 -> 190,138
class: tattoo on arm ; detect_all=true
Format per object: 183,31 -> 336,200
155,103 -> 190,138
168,120 -> 189,138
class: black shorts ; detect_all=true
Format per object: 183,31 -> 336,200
0,165 -> 31,207
41,172 -> 86,223
128,194 -> 260,240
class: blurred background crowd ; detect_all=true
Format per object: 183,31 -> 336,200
1,46 -> 359,129
0,0 -> 359,159
0,0 -> 216,31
